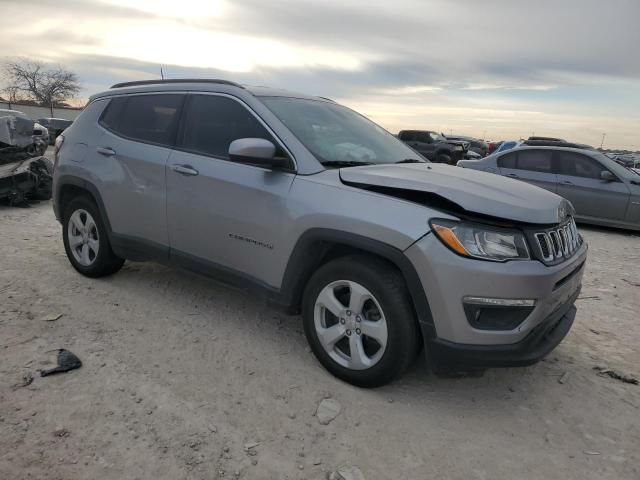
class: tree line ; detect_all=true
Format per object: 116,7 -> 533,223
1,58 -> 81,115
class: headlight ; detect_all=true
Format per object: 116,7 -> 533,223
430,219 -> 530,261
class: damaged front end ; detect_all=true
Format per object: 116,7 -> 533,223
0,111 -> 53,206
0,150 -> 53,206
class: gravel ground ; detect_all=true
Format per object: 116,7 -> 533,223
1,201 -> 639,480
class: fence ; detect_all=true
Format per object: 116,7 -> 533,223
0,102 -> 83,122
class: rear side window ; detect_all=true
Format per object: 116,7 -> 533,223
178,95 -> 277,159
498,152 -> 516,169
100,94 -> 183,147
555,151 -> 606,179
515,150 -> 553,173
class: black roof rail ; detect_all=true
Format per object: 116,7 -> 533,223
110,78 -> 244,89
317,96 -> 335,103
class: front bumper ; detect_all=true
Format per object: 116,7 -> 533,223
428,289 -> 578,368
404,231 -> 587,368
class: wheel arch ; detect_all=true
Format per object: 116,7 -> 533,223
279,229 -> 435,337
55,175 -> 113,236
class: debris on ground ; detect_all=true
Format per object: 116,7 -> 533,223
328,466 -> 366,480
583,450 -> 601,456
14,372 -> 34,388
53,428 -> 70,438
316,398 -> 342,425
622,278 -> 640,287
243,442 -> 260,452
593,366 -> 639,385
40,349 -> 82,377
42,313 -> 63,322
558,371 -> 570,384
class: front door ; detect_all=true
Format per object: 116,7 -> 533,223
554,151 -> 629,221
166,93 -> 295,287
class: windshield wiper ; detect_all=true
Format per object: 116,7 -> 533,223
321,160 -> 374,168
395,158 -> 426,164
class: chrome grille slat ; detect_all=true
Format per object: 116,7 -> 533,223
534,218 -> 580,263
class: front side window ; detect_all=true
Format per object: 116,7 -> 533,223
515,150 -> 553,173
556,151 -> 607,179
179,95 -> 278,160
260,97 -> 422,166
100,94 -> 183,147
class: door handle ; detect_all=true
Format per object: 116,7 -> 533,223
172,164 -> 199,176
506,173 -> 519,178
561,180 -> 573,185
96,146 -> 115,156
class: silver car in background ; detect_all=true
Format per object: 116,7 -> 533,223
458,146 -> 640,231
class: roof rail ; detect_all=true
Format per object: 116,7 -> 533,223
316,96 -> 336,103
110,78 -> 244,89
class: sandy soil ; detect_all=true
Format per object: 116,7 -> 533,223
1,201 -> 639,480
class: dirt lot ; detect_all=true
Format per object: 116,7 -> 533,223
1,201 -> 639,480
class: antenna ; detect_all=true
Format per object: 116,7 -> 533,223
160,66 -> 165,80
600,133 -> 606,149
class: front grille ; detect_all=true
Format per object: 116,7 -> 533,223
534,218 -> 580,263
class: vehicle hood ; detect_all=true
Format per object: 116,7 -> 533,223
339,163 -> 571,225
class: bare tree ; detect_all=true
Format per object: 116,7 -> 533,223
2,59 -> 81,116
1,85 -> 22,109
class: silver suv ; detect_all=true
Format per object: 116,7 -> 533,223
52,79 -> 587,387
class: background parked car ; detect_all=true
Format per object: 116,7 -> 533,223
37,117 -> 73,145
447,135 -> 488,157
398,130 -> 469,164
458,146 -> 640,230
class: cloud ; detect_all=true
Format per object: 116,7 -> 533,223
1,0 -> 639,148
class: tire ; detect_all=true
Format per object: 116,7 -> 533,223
302,255 -> 420,387
62,195 -> 125,277
436,153 -> 452,164
29,158 -> 53,200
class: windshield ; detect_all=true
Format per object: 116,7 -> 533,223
260,97 -> 423,166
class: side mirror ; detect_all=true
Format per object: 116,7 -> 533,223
600,170 -> 616,182
228,138 -> 290,170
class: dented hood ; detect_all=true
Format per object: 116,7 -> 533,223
339,163 -> 570,225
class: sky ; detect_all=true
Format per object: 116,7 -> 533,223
1,0 -> 639,149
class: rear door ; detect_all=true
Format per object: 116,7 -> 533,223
497,149 -> 558,192
166,93 -> 295,287
97,93 -> 184,250
555,150 -> 629,220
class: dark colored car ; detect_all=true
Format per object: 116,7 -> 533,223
398,130 -> 469,164
37,118 -> 74,145
447,135 -> 488,157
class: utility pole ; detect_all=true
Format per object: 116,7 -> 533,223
160,66 -> 165,80
600,133 -> 606,149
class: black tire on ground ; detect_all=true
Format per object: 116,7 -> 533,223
436,153 -> 452,164
29,158 -> 53,200
302,255 -> 420,388
62,195 -> 125,278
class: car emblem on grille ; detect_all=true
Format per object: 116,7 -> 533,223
558,203 -> 568,221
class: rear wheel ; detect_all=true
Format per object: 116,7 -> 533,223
29,158 -> 53,200
302,255 -> 419,387
62,196 -> 124,277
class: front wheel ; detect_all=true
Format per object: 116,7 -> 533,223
302,255 -> 420,387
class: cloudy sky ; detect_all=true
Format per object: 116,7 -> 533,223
2,0 -> 639,149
